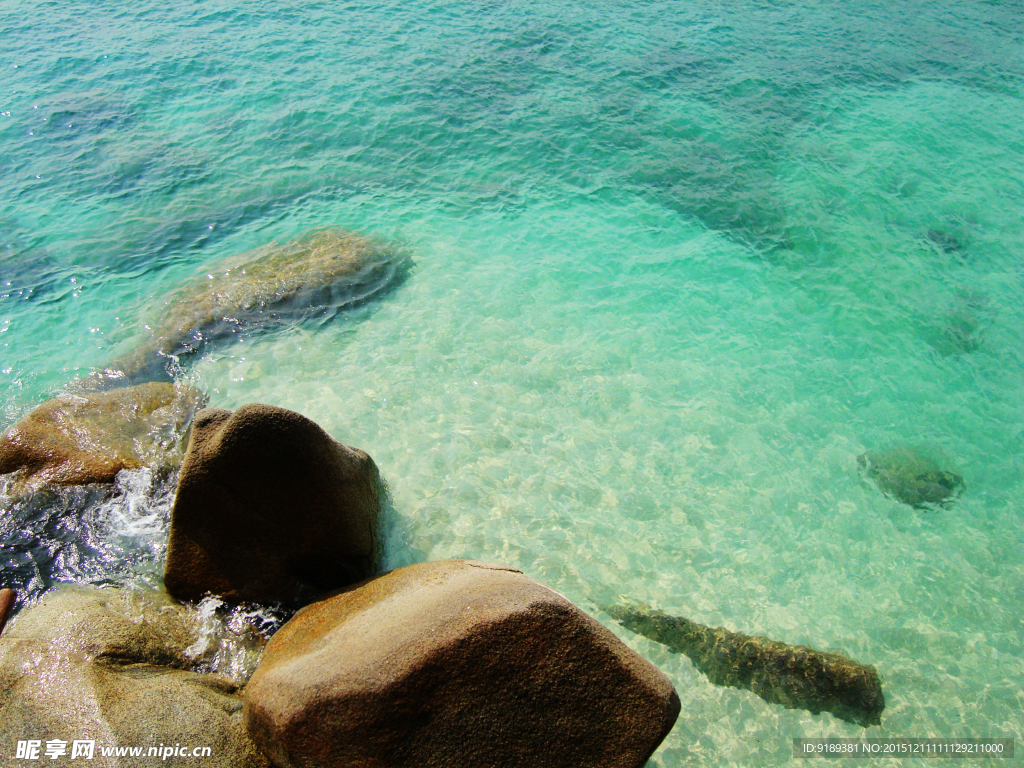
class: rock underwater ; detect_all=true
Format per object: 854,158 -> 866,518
94,228 -> 412,386
858,446 -> 964,509
607,601 -> 885,728
924,290 -> 990,357
0,382 -> 206,493
923,227 -> 967,256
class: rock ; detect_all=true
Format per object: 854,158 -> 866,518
0,588 -> 14,637
0,585 -> 271,768
163,404 -> 383,605
607,601 -> 885,728
930,311 -> 982,355
925,290 -> 990,356
0,382 -> 206,492
244,559 -> 680,768
924,227 -> 966,255
97,228 -> 411,385
858,446 -> 964,508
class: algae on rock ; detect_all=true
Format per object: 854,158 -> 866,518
607,601 -> 885,728
0,382 -> 206,492
0,585 -> 271,768
98,228 -> 412,384
858,446 -> 964,509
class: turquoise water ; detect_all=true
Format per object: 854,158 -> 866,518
3,0 -> 1024,763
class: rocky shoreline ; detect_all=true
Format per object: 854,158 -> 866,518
0,226 -> 912,765
0,397 -> 680,768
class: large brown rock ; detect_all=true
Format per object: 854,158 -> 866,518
0,382 -> 206,492
98,228 -> 411,384
243,559 -> 680,768
163,404 -> 382,605
0,585 -> 271,768
0,588 -> 14,637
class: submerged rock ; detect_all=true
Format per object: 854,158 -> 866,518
244,559 -> 680,768
164,404 -> 383,605
930,312 -> 982,355
925,290 -> 990,356
97,228 -> 411,385
607,601 -> 884,728
0,219 -> 59,303
858,446 -> 964,509
0,585 -> 271,768
923,227 -> 967,256
0,382 -> 205,492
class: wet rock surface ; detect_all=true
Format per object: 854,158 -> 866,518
0,585 -> 271,768
164,404 -> 383,605
607,601 -> 885,728
859,446 -> 964,509
0,588 -> 13,637
98,228 -> 411,384
244,559 -> 680,768
0,382 -> 206,492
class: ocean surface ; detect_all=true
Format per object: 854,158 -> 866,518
2,0 -> 1024,764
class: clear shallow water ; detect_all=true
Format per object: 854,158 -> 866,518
3,0 -> 1024,764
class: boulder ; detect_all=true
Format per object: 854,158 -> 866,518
97,228 -> 411,385
858,446 -> 964,508
0,382 -> 206,492
163,404 -> 382,605
0,585 -> 271,768
243,559 -> 680,768
0,588 -> 14,637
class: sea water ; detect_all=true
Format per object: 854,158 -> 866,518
2,0 -> 1023,764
